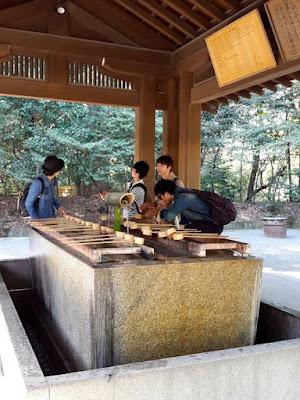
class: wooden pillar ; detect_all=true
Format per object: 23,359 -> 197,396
162,77 -> 179,175
49,53 -> 67,85
135,74 -> 156,198
178,72 -> 201,189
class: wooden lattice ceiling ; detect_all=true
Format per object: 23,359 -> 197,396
0,0 -> 256,51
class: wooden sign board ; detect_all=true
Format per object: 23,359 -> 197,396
265,0 -> 300,61
205,9 -> 277,87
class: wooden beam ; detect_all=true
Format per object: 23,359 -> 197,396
236,90 -> 252,99
112,0 -> 186,45
48,8 -> 69,36
104,57 -> 172,77
0,43 -> 11,59
162,77 -> 179,173
0,0 -> 50,25
248,86 -> 265,95
0,76 -> 139,107
188,0 -> 226,22
137,0 -> 197,39
206,100 -> 220,107
85,0 -> 175,51
162,0 -> 210,30
260,82 -> 278,92
0,27 -> 173,65
274,77 -> 293,87
135,75 -> 156,198
174,47 -> 212,74
65,1 -> 138,46
290,72 -> 300,81
202,104 -> 217,114
191,57 -> 300,104
178,72 -> 201,188
226,94 -> 240,102
221,0 -> 242,12
215,97 -> 229,105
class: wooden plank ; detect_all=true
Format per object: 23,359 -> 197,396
173,0 -> 269,68
191,56 -> 300,104
0,27 -> 173,65
113,0 -> 186,45
265,0 -> 300,62
205,10 -> 276,87
65,1 -> 138,47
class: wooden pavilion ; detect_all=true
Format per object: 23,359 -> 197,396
0,0 -> 299,194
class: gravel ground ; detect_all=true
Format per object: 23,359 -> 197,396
225,228 -> 300,273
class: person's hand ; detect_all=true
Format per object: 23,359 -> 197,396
57,206 -> 66,217
144,205 -> 164,217
100,191 -> 107,200
140,202 -> 156,212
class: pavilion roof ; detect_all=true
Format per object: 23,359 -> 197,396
0,0 -> 253,51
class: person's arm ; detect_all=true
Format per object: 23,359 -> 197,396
53,197 -> 61,210
25,180 -> 42,219
160,194 -> 187,222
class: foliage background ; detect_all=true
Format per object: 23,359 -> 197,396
0,81 -> 299,202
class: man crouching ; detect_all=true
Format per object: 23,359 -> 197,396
154,180 -> 223,234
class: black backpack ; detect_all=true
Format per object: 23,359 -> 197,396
180,189 -> 237,226
17,177 -> 45,217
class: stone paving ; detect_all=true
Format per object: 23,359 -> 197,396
225,228 -> 300,272
225,228 -> 300,313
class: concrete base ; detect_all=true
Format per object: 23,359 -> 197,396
1,268 -> 300,399
29,228 -> 262,371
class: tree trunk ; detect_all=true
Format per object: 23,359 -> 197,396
246,153 -> 260,201
286,142 -> 292,201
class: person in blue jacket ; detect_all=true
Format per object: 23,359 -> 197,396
154,179 -> 223,234
26,156 -> 66,220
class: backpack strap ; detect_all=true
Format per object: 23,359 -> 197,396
37,177 -> 45,197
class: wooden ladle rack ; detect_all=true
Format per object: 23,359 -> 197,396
123,220 -> 251,257
30,216 -> 153,263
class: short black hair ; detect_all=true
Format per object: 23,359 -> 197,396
154,179 -> 176,196
156,155 -> 173,170
133,161 -> 149,179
